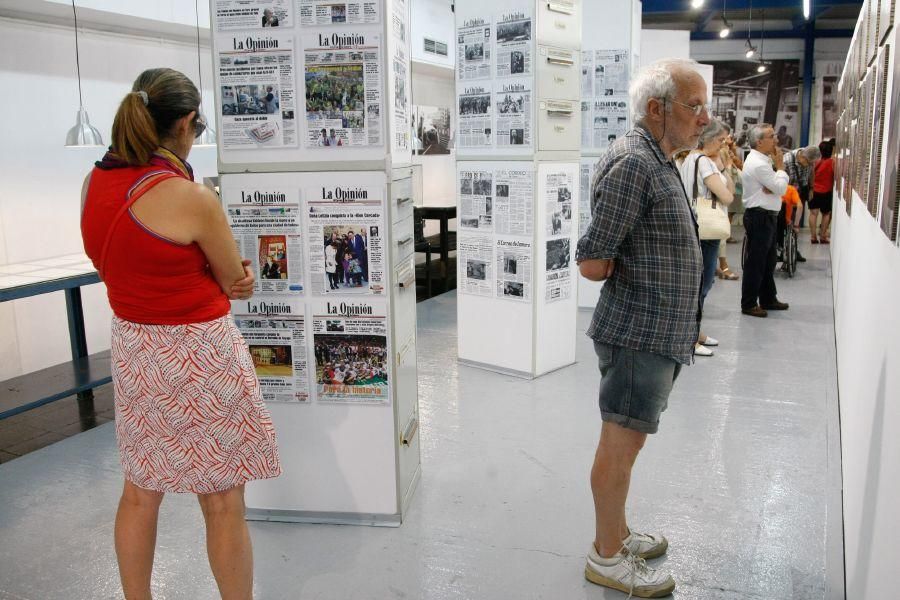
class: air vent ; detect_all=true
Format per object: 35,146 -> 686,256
423,37 -> 448,57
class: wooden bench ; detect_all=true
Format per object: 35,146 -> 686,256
0,254 -> 111,420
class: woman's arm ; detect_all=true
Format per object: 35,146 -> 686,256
188,185 -> 249,294
704,172 -> 734,205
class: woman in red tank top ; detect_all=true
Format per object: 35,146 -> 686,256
80,68 -> 280,599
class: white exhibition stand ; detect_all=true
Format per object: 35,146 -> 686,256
209,0 -> 419,525
577,0 -> 642,310
453,0 -> 582,379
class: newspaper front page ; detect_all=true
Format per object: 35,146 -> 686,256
579,160 -> 594,237
545,238 -> 571,303
458,83 -> 493,148
495,10 -> 531,78
302,32 -> 383,148
496,238 -> 531,302
592,99 -> 628,149
545,170 -> 573,237
298,0 -> 379,25
225,186 -> 304,294
581,50 -> 594,98
215,0 -> 292,30
459,232 -> 494,297
493,167 -> 533,236
312,300 -> 390,404
581,101 -> 591,148
459,169 -> 494,231
390,0 -> 411,153
218,33 -> 297,148
594,49 -> 630,97
495,80 -> 531,148
457,17 -> 492,81
307,185 -> 385,296
234,299 -> 309,403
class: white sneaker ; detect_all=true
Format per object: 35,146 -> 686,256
693,343 -> 713,357
585,545 -> 676,598
624,530 -> 669,560
701,335 -> 719,347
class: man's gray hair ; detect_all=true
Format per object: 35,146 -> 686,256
697,118 -> 728,149
799,145 -> 821,161
629,58 -> 704,122
747,123 -> 773,148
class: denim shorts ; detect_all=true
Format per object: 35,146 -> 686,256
593,341 -> 682,434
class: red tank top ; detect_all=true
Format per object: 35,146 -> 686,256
81,149 -> 231,325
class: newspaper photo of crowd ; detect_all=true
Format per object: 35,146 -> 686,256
305,63 -> 365,127
466,259 -> 487,280
546,238 -> 570,271
314,334 -> 388,387
221,84 -> 280,115
497,20 -> 531,43
459,94 -> 491,115
323,225 -> 369,291
498,93 -> 526,114
465,43 -> 484,61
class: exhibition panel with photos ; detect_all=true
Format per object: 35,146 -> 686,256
830,1 -> 900,596
210,0 -> 420,525
577,0 -> 642,309
455,0 -> 582,378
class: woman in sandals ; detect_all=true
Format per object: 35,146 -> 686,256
81,68 -> 281,599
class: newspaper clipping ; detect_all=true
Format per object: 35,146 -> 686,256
218,33 -> 296,148
216,0 -> 292,30
594,50 -> 630,97
581,50 -> 594,98
412,105 -> 452,154
495,11 -> 531,78
457,17 -> 492,80
459,169 -> 494,231
496,238 -> 531,302
545,238 -> 572,303
493,168 -> 533,236
591,99 -> 629,149
312,300 -> 390,404
458,83 -> 492,148
579,160 -> 594,237
234,299 -> 309,403
303,32 -> 383,148
225,186 -> 304,294
307,185 -> 385,296
391,0 -> 410,154
495,81 -> 531,147
299,0 -> 379,25
545,170 -> 573,237
459,233 -> 494,297
581,101 -> 592,148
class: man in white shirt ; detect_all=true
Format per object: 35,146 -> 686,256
741,124 -> 790,317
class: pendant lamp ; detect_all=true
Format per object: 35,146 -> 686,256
65,0 -> 103,147
193,0 -> 217,147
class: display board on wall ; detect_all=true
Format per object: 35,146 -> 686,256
580,49 -> 630,152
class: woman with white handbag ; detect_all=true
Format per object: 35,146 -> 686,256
679,118 -> 734,356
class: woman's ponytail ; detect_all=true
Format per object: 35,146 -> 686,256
111,91 -> 159,165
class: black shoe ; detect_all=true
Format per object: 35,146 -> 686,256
742,306 -> 768,318
796,252 -> 807,262
762,300 -> 789,310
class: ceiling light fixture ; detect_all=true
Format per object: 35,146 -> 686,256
745,0 -> 757,58
719,0 -> 731,38
803,0 -> 810,19
756,10 -> 767,73
757,63 -> 767,73
193,0 -> 217,147
691,0 -> 705,9
64,0 -> 103,147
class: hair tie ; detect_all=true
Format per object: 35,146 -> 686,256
134,90 -> 149,106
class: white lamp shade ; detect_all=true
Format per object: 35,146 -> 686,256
65,107 -> 104,147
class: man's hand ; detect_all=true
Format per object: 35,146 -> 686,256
228,259 -> 255,300
773,147 -> 785,171
578,258 -> 615,281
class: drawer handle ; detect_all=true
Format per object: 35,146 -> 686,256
547,108 -> 574,117
547,1 -> 574,15
397,196 -> 413,205
397,236 -> 413,245
398,274 -> 416,288
401,416 -> 419,446
547,56 -> 574,66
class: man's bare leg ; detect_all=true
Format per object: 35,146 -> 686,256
591,420 -> 647,558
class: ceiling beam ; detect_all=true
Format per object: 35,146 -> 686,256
695,8 -> 718,32
643,0 -> 861,13
690,27 -> 853,39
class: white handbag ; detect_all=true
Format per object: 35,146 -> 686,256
692,157 -> 731,241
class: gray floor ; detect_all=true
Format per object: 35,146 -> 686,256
0,239 -> 843,600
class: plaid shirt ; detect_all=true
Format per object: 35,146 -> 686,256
783,150 -> 812,192
577,125 -> 702,364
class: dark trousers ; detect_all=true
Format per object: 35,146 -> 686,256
741,208 -> 779,309
700,239 -> 720,309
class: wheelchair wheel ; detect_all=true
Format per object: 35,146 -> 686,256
784,229 -> 797,278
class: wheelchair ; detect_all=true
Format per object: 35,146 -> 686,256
740,222 -> 798,278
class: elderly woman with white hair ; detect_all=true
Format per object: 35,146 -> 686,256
678,118 -> 734,356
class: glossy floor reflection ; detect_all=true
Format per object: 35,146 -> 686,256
0,239 -> 841,599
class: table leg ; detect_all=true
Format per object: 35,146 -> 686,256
64,287 -> 95,415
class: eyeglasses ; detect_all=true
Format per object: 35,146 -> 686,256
193,112 -> 207,139
666,98 -> 712,117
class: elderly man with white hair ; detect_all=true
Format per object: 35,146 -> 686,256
576,58 -> 709,598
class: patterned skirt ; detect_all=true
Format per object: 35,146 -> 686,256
111,314 -> 281,494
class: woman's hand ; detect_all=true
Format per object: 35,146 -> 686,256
228,259 -> 255,300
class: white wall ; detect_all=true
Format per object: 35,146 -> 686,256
641,29 -> 690,67
0,17 -> 217,380
410,0 -> 454,69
